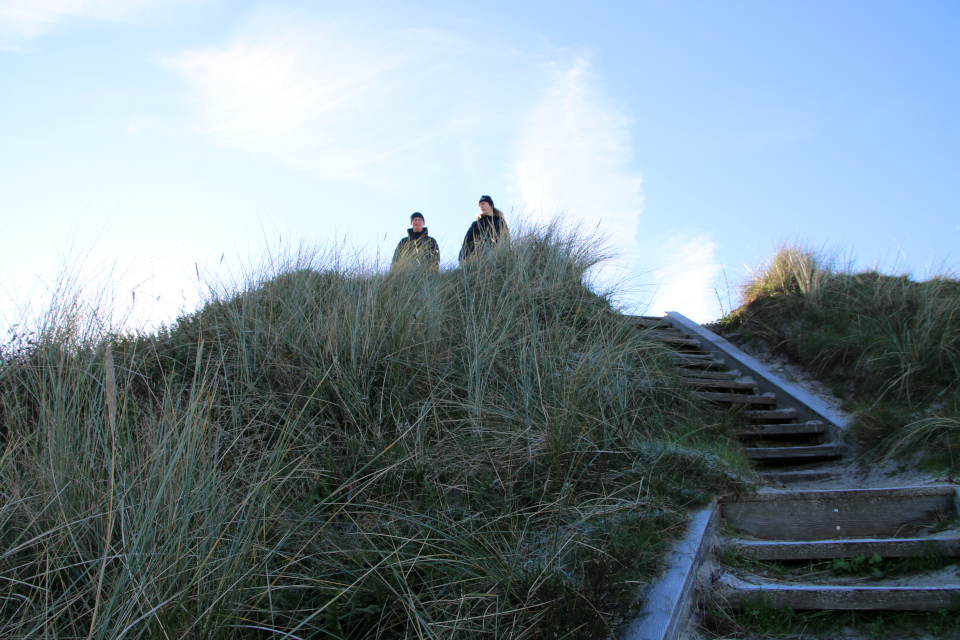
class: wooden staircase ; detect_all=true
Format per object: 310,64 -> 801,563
709,487 -> 960,613
632,315 -> 843,467
620,314 -> 960,640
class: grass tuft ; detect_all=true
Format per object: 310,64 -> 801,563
0,221 -> 750,638
722,242 -> 960,468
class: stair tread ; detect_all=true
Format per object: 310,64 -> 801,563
675,368 -> 742,380
681,377 -> 757,390
672,353 -> 715,360
743,408 -> 798,422
760,470 -> 840,484
738,421 -> 825,437
697,391 -> 777,405
710,573 -> 960,610
675,359 -> 726,369
745,444 -> 843,461
721,533 -> 960,560
655,337 -> 702,348
630,316 -> 671,328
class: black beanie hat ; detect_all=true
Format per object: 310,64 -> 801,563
478,195 -> 494,207
410,212 -> 424,222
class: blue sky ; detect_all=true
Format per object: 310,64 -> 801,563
2,0 -> 958,328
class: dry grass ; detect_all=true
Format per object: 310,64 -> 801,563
0,222 -> 751,639
723,242 -> 960,468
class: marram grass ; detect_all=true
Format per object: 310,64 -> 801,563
0,223 -> 750,639
723,242 -> 960,468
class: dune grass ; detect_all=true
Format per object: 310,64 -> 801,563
0,224 -> 750,639
721,243 -> 960,469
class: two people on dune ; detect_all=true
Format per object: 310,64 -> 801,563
390,195 -> 508,269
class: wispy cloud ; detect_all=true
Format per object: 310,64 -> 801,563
163,8 -> 647,292
162,7 -> 543,186
509,56 -> 643,244
642,232 -> 723,322
161,5 -> 650,299
0,0 -> 206,49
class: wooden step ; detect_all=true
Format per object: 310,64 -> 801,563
760,470 -> 840,484
745,444 -> 843,463
721,533 -> 960,561
696,391 -> 777,406
675,359 -> 726,370
710,575 -> 960,611
681,377 -> 757,391
719,486 -> 960,541
672,353 -> 714,361
645,328 -> 689,337
675,368 -> 742,380
630,316 -> 671,328
737,421 -> 825,438
654,336 -> 702,348
743,408 -> 798,423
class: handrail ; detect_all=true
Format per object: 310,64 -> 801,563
617,501 -> 718,640
665,312 -> 850,440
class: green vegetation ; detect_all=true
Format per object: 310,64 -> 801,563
705,602 -> 960,639
0,225 -> 750,638
719,548 -> 957,582
721,243 -> 960,469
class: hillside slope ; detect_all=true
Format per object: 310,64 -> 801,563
720,244 -> 960,470
0,227 -> 750,639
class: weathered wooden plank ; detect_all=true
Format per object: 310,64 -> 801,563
720,487 -> 959,540
672,353 -> 715,361
759,470 -> 840,484
674,359 -> 726,370
630,316 -> 672,328
743,408 -> 798,422
738,421 -> 824,438
674,368 -> 742,380
681,377 -> 758,391
696,391 -> 777,405
644,329 -> 689,337
745,444 -> 842,463
617,502 -> 719,640
654,336 -> 702,348
721,534 -> 960,560
710,576 -> 960,611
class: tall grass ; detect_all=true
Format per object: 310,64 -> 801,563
723,243 -> 960,467
0,223 -> 749,638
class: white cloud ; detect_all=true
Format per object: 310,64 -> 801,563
162,7 -> 541,186
161,7 -> 648,294
0,0 -> 206,48
642,232 -> 724,322
510,56 -> 643,243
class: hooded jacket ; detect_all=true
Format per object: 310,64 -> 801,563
392,228 -> 440,269
458,215 -> 508,264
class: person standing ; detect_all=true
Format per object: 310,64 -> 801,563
458,195 -> 508,264
392,212 -> 440,269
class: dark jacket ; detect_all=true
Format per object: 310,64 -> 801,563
392,228 -> 440,269
458,215 -> 508,264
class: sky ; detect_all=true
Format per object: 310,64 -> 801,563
2,0 -> 959,331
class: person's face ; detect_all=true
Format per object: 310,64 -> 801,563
411,217 -> 424,232
479,201 -> 493,216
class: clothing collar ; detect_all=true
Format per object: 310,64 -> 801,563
408,227 -> 429,238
